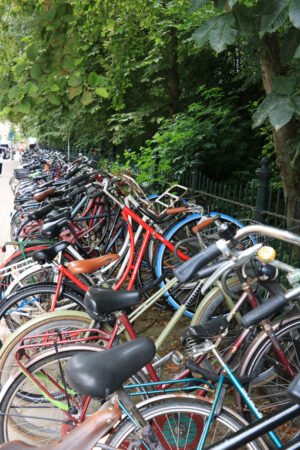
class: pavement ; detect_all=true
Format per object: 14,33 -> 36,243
0,158 -> 19,342
0,159 -> 19,262
0,159 -> 19,265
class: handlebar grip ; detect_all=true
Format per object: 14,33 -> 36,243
192,217 -> 214,234
65,166 -> 80,179
165,207 -> 189,215
70,173 -> 90,187
241,294 -> 288,328
88,190 -> 103,199
174,243 -> 222,283
69,185 -> 86,198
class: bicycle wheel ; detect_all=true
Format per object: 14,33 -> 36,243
4,254 -> 93,297
192,278 -> 285,372
0,310 -> 93,386
10,205 -> 39,240
236,314 -> 300,443
0,282 -> 86,332
107,398 -> 263,449
0,346 -> 147,445
154,213 -> 246,317
0,347 -> 104,445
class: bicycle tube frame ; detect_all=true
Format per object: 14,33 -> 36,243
209,403 -> 300,450
113,206 -> 190,291
44,268 -> 246,372
212,348 -> 282,448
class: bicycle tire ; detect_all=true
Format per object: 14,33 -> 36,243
154,213 -> 246,317
0,282 -> 86,332
0,310 -> 93,387
0,346 -> 147,445
0,346 -> 105,444
236,314 -> 300,443
192,276 -> 286,370
10,205 -> 39,240
107,397 -> 263,449
4,256 -> 93,297
0,247 -> 52,299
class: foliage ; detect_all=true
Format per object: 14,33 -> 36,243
1,0 -> 295,195
190,0 -> 300,132
0,0 -> 264,158
125,85 -> 261,185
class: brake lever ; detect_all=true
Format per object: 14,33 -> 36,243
201,243 -> 263,295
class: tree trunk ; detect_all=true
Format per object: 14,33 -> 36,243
259,34 -> 300,220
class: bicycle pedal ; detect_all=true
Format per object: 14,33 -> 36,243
172,350 -> 184,367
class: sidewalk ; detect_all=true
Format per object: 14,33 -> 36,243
0,159 -> 19,264
0,159 -> 19,342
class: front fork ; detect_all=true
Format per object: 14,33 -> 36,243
117,389 -> 165,450
262,321 -> 297,378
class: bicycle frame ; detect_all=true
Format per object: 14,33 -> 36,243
208,348 -> 282,449
209,402 -> 300,450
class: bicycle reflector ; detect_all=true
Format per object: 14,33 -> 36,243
257,246 -> 276,263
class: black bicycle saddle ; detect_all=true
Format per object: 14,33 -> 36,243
32,241 -> 70,263
41,216 -> 70,239
84,287 -> 140,315
65,337 -> 156,398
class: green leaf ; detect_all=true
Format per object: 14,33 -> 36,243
75,57 -> 84,66
260,0 -> 290,37
95,87 -> 109,98
189,0 -> 209,13
280,29 -> 300,64
98,75 -> 107,87
252,92 -> 280,127
292,95 -> 300,114
81,91 -> 94,105
269,96 -> 294,130
1,107 -> 11,117
295,43 -> 300,57
26,45 -> 38,62
63,56 -> 75,72
44,7 -> 56,23
68,74 -> 82,87
49,94 -> 61,105
8,86 -> 21,101
289,0 -> 300,28
29,84 -> 39,95
234,4 -> 254,37
14,63 -> 28,76
50,84 -> 59,92
16,101 -> 31,114
30,64 -> 42,80
192,18 -> 216,47
88,72 -> 99,87
209,13 -> 238,53
273,76 -> 293,95
68,85 -> 82,100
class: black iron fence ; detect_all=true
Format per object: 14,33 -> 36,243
187,154 -> 300,267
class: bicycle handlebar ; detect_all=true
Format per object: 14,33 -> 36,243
174,224 -> 300,286
241,285 -> 300,328
234,225 -> 300,247
174,243 -> 222,282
